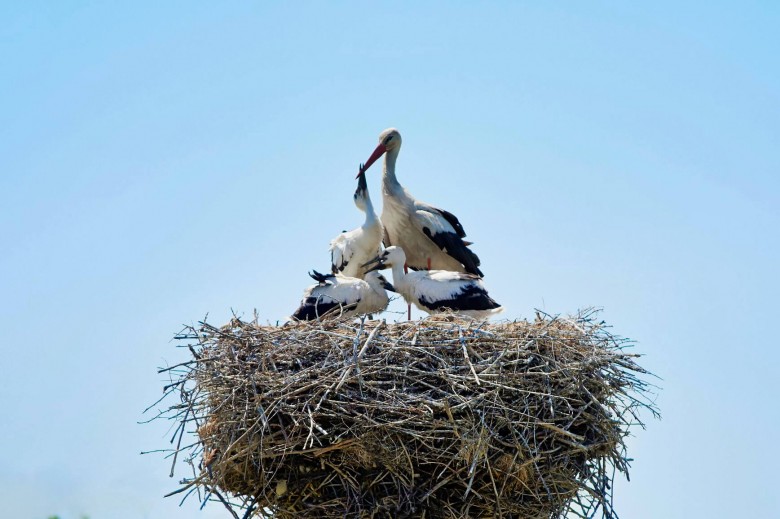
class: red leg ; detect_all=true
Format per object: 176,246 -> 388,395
404,263 -> 411,320
427,257 -> 431,270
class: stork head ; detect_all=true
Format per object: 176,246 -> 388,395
357,128 -> 402,177
353,167 -> 370,210
362,246 -> 407,273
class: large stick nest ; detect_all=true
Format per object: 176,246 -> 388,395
152,310 -> 657,518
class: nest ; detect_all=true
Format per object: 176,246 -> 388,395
151,310 -> 657,518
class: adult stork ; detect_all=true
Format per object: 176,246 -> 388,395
363,246 -> 502,319
359,128 -> 483,277
291,270 -> 395,321
329,169 -> 383,278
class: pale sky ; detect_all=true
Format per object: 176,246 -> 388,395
1,2 -> 778,518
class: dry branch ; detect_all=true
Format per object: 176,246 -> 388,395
149,309 -> 657,518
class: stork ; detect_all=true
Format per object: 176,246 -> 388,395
359,128 -> 483,277
329,169 -> 383,278
363,246 -> 502,319
291,270 -> 395,321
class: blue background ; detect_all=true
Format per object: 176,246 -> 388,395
1,2 -> 778,517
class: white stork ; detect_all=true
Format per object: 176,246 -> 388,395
329,169 -> 383,278
363,246 -> 502,319
360,128 -> 484,277
291,270 -> 395,321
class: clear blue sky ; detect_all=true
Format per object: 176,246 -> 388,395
1,2 -> 778,518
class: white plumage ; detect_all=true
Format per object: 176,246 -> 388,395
291,270 -> 394,321
360,128 -> 483,277
329,170 -> 383,278
364,246 -> 502,319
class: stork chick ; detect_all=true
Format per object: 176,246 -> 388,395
291,270 -> 394,321
363,246 -> 502,319
329,168 -> 383,278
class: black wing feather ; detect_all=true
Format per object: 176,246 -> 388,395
331,260 -> 348,274
309,270 -> 336,284
422,227 -> 484,277
292,298 -> 359,321
431,207 -> 467,238
418,283 -> 500,312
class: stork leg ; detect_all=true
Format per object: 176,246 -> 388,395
404,263 -> 411,320
427,257 -> 431,270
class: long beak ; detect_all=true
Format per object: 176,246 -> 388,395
362,255 -> 385,273
355,166 -> 368,195
356,143 -> 387,178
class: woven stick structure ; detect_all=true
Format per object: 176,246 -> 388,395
150,310 -> 657,518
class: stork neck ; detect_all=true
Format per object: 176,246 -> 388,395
390,262 -> 407,286
362,195 -> 378,226
382,147 -> 402,193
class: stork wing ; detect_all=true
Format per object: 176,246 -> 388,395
292,297 -> 359,320
414,274 -> 499,312
431,206 -> 466,238
413,203 -> 483,277
329,232 -> 355,274
293,276 -> 364,320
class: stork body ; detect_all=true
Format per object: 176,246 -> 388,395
291,270 -> 394,321
329,171 -> 383,278
361,128 -> 483,277
365,246 -> 502,319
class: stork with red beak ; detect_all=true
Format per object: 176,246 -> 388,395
359,128 -> 483,277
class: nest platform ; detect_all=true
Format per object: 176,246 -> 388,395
152,310 -> 657,518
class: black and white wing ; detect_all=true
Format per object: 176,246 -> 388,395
329,224 -> 383,278
329,230 -> 357,275
413,271 -> 500,313
292,273 -> 364,321
413,202 -> 483,277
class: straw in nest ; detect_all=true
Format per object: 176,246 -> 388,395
149,309 -> 657,518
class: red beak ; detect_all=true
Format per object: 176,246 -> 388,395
356,143 -> 387,178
